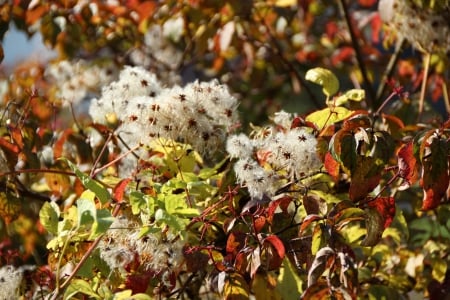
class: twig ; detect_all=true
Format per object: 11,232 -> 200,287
418,52 -> 432,121
254,10 -> 321,108
443,80 -> 450,116
376,37 -> 406,104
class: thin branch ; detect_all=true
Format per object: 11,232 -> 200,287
376,37 -> 406,104
443,80 -> 450,116
337,0 -> 375,107
254,10 -> 321,108
418,52 -> 432,121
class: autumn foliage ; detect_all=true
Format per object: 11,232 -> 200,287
0,0 -> 449,299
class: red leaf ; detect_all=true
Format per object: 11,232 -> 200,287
366,196 -> 395,229
325,21 -> 339,40
266,195 -> 292,224
124,273 -> 151,293
253,216 -> 266,233
263,235 -> 285,260
370,14 -> 382,43
0,137 -> 20,155
300,214 -> 324,234
358,0 -> 377,7
331,46 -> 354,67
419,133 -> 450,210
113,178 -> 131,203
397,141 -> 418,188
342,112 -> 371,131
324,152 -> 340,181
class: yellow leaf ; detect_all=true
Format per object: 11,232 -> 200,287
224,273 -> 250,300
306,107 -> 353,130
431,257 -> 447,283
330,89 -> 365,106
305,67 -> 339,97
274,0 -> 297,7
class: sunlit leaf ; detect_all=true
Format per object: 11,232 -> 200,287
62,158 -> 110,204
311,224 -> 324,255
39,201 -> 60,235
154,208 -> 186,231
305,67 -> 340,97
44,171 -> 71,197
431,257 -> 447,283
113,178 -> 131,203
331,89 -> 365,106
276,258 -> 304,297
64,279 -> 101,300
300,214 -> 323,233
306,107 -> 353,130
273,0 -> 297,6
112,290 -> 153,300
224,273 -> 250,300
324,152 -> 340,181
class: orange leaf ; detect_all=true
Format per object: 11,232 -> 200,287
25,4 -> 49,25
113,178 -> 131,203
397,141 -> 418,188
324,152 -> 340,181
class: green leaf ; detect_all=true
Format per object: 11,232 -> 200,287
311,224 -> 325,255
39,201 -> 60,235
91,209 -> 114,239
340,223 -> 366,244
154,208 -> 186,231
306,107 -> 353,130
164,194 -> 188,215
329,130 -> 357,174
77,191 -> 114,239
305,67 -> 339,97
368,285 -> 401,300
62,158 -> 110,204
64,279 -> 101,300
129,191 -> 155,215
276,258 -> 304,297
77,192 -> 97,228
